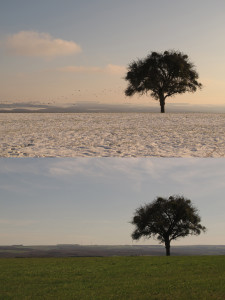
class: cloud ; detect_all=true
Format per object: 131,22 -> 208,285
105,64 -> 126,74
58,64 -> 126,75
47,158 -> 165,184
59,66 -> 102,73
5,31 -> 81,58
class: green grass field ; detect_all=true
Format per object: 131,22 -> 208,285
0,256 -> 225,299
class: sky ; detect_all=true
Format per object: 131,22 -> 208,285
0,158 -> 225,246
0,0 -> 225,110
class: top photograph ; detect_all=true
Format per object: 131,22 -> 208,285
0,0 -> 224,157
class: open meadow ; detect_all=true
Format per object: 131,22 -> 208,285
0,256 -> 225,299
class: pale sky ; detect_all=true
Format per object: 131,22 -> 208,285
0,158 -> 225,246
0,0 -> 225,109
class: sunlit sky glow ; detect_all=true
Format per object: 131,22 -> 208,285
0,0 -> 225,110
0,158 -> 225,246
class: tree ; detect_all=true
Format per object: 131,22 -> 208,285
131,195 -> 206,256
125,50 -> 202,113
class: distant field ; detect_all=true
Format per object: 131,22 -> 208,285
0,256 -> 225,299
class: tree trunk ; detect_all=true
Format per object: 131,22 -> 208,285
165,239 -> 170,256
159,95 -> 165,113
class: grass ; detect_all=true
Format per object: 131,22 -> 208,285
0,256 -> 225,299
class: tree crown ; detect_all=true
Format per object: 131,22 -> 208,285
125,50 -> 202,101
131,195 -> 206,244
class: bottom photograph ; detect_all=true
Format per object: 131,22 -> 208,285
0,158 -> 225,299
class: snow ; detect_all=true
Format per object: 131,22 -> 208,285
0,113 -> 224,157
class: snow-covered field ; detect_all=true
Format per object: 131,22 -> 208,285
0,113 -> 224,157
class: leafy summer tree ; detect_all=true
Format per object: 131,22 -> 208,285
131,195 -> 206,256
125,50 -> 202,113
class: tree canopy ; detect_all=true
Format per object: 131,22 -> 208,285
131,195 -> 206,256
125,50 -> 202,113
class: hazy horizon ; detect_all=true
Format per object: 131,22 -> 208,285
2,243 -> 225,247
1,101 -> 225,113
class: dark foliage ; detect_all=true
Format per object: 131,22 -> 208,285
131,195 -> 206,255
125,50 -> 202,112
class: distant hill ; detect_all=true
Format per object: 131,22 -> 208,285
1,102 -> 225,113
0,244 -> 224,258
